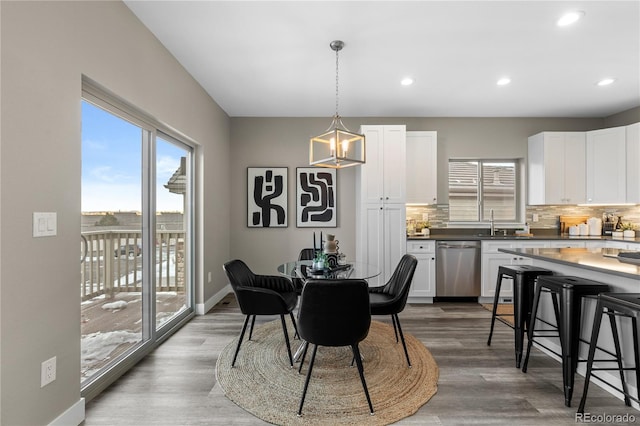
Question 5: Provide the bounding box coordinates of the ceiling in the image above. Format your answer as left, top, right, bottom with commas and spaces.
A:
124, 1, 640, 118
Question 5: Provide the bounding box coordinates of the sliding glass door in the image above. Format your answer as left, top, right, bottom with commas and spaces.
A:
154, 136, 192, 331
80, 91, 193, 396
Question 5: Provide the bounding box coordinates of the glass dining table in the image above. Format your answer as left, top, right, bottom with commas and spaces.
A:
276, 260, 381, 282
277, 259, 381, 362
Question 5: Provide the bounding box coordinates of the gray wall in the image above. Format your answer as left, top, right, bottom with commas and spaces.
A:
0, 2, 230, 424
229, 116, 614, 272
605, 106, 640, 127
230, 118, 359, 274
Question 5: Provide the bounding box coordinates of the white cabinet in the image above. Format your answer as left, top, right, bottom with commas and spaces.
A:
359, 203, 406, 287
482, 253, 517, 299
547, 241, 586, 248
586, 126, 627, 204
359, 125, 406, 204
626, 122, 640, 203
406, 241, 435, 302
606, 240, 640, 251
480, 240, 547, 300
528, 132, 586, 205
406, 131, 437, 204
356, 125, 407, 287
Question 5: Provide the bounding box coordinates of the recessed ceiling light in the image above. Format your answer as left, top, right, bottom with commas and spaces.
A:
401, 77, 414, 86
597, 78, 616, 86
557, 11, 585, 27
496, 77, 511, 86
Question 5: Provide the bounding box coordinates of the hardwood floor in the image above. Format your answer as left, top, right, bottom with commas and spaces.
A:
83, 295, 637, 425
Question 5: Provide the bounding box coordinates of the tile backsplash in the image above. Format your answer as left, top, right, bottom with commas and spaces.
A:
407, 204, 640, 230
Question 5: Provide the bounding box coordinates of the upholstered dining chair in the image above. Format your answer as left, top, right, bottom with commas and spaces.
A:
368, 254, 418, 367
223, 259, 298, 367
296, 279, 374, 416
292, 248, 316, 295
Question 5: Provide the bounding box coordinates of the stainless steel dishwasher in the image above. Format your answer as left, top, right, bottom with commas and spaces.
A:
436, 241, 481, 297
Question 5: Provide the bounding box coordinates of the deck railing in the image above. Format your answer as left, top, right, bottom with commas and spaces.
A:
81, 230, 185, 301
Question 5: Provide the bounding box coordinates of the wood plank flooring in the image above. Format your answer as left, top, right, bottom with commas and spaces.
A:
83, 295, 637, 425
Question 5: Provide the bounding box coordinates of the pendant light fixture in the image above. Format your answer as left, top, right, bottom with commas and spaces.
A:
309, 40, 366, 169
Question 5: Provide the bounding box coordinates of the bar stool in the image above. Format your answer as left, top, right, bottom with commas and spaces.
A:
487, 265, 554, 368
521, 275, 610, 407
578, 293, 640, 414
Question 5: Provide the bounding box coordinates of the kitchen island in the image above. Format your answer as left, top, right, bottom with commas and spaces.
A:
498, 247, 640, 289
498, 246, 639, 410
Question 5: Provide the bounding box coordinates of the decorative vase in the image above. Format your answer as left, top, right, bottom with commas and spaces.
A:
323, 234, 339, 253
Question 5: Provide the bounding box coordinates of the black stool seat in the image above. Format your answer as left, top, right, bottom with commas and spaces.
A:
487, 264, 554, 368
522, 275, 610, 407
578, 293, 640, 414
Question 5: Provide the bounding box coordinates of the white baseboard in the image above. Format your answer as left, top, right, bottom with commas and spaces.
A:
196, 284, 231, 315
49, 397, 85, 426
407, 297, 434, 304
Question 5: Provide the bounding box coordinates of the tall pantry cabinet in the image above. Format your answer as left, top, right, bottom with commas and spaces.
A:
356, 125, 407, 286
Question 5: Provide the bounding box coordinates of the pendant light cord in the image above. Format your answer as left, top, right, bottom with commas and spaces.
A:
335, 45, 340, 118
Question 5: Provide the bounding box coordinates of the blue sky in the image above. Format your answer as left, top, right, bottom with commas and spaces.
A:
81, 101, 185, 213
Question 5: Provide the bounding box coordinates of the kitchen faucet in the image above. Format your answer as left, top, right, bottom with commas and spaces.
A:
490, 209, 495, 236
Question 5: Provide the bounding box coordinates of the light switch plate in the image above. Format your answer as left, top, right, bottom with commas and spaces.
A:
33, 212, 57, 237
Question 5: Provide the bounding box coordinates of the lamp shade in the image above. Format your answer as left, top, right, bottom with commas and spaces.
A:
310, 117, 365, 169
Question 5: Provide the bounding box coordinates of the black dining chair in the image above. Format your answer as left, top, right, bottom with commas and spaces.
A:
292, 248, 317, 294
368, 254, 418, 367
296, 279, 374, 416
223, 259, 298, 367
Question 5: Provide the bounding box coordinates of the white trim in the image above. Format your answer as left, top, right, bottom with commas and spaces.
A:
49, 398, 85, 426
196, 284, 231, 315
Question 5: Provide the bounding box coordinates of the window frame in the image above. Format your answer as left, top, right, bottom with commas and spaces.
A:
447, 158, 524, 226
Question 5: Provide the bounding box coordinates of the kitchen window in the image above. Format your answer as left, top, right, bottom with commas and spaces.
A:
448, 159, 520, 223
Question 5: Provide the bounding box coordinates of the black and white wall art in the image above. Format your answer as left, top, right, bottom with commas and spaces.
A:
247, 167, 288, 228
296, 167, 337, 227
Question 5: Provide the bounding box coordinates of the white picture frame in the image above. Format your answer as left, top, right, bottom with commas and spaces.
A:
296, 167, 337, 228
247, 167, 288, 228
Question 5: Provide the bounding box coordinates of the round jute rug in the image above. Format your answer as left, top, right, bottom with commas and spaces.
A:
215, 319, 439, 425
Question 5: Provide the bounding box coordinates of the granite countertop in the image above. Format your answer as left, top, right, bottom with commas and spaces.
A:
407, 233, 640, 244
498, 247, 640, 280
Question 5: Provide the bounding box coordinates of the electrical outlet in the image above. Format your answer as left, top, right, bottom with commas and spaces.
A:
208, 272, 212, 283
422, 213, 429, 221
41, 356, 56, 388
532, 213, 539, 222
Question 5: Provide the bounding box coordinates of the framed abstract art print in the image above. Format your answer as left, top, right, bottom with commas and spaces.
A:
296, 167, 336, 228
247, 167, 288, 228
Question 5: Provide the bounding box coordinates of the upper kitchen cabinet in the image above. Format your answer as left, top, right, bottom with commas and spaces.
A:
406, 131, 438, 204
586, 126, 626, 204
358, 125, 406, 204
527, 132, 586, 205
626, 122, 640, 203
